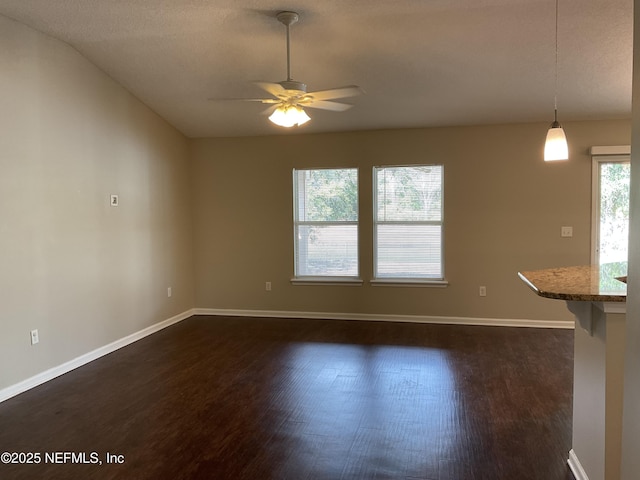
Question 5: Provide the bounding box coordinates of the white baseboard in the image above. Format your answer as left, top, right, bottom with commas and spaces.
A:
193, 308, 574, 329
568, 449, 589, 480
0, 309, 195, 404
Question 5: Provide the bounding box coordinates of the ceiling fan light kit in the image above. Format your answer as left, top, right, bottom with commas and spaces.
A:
269, 104, 311, 127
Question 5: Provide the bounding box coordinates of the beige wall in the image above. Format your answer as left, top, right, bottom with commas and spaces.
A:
191, 120, 630, 321
0, 16, 194, 391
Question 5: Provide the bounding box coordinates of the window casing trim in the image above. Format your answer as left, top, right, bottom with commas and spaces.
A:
290, 277, 364, 286
370, 278, 448, 287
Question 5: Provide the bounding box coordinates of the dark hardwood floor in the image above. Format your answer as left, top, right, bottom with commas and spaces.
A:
0, 316, 575, 480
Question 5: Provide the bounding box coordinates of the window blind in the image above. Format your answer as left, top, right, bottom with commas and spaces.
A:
293, 168, 359, 278
374, 165, 444, 279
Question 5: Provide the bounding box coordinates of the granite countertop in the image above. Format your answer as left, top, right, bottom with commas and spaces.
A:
518, 263, 627, 302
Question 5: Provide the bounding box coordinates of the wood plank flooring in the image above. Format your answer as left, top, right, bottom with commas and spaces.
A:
0, 316, 575, 480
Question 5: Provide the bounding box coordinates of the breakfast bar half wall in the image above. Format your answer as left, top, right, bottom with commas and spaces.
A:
519, 264, 627, 480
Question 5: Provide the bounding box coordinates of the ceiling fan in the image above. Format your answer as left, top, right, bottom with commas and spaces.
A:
219, 11, 363, 128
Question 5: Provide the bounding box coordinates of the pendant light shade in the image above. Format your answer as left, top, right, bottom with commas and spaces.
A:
544, 0, 568, 162
544, 118, 568, 161
269, 105, 311, 127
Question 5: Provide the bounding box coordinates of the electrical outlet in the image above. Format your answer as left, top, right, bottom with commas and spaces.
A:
110, 194, 119, 207
30, 329, 39, 345
479, 286, 487, 297
265, 281, 272, 291
167, 287, 172, 298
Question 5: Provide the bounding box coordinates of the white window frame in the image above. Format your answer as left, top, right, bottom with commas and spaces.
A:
371, 164, 447, 287
590, 145, 631, 265
291, 167, 362, 286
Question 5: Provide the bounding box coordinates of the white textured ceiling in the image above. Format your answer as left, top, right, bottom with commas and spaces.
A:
0, 0, 632, 138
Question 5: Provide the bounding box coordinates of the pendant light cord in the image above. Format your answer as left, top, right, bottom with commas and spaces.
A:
554, 0, 559, 122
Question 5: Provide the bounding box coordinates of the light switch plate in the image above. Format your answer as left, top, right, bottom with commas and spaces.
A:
561, 226, 573, 237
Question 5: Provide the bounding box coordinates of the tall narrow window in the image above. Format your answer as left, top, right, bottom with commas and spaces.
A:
592, 154, 630, 266
373, 165, 444, 282
293, 168, 359, 281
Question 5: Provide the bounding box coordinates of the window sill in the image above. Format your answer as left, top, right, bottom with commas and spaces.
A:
291, 277, 364, 286
370, 278, 449, 287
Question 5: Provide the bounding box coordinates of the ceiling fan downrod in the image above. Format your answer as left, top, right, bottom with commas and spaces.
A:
276, 11, 305, 92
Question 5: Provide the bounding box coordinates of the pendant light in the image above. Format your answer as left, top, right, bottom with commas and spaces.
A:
544, 0, 569, 161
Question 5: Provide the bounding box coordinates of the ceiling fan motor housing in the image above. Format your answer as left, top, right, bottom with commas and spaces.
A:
279, 80, 307, 93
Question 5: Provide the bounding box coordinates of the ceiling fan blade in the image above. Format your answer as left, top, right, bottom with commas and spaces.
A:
304, 100, 353, 112
254, 82, 286, 98
307, 85, 363, 101
208, 97, 280, 104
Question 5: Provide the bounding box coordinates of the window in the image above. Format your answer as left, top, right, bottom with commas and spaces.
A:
373, 165, 444, 283
293, 168, 359, 282
591, 150, 630, 266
